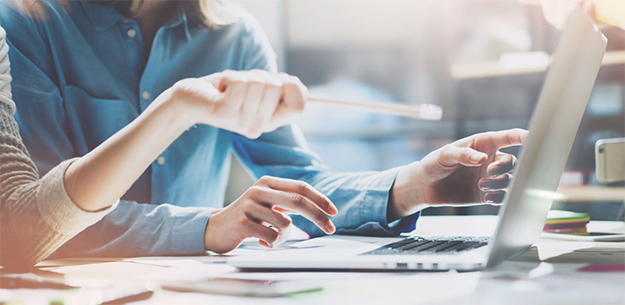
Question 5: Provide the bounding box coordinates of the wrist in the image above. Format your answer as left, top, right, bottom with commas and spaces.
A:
204, 209, 222, 251
388, 164, 429, 222
150, 87, 196, 134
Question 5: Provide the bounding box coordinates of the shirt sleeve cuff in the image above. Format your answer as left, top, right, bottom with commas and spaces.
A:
360, 167, 420, 236
36, 158, 118, 236
169, 207, 213, 255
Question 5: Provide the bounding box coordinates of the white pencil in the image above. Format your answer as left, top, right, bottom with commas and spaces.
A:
307, 95, 443, 121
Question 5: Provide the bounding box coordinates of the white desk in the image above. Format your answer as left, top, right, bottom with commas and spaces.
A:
9, 216, 625, 305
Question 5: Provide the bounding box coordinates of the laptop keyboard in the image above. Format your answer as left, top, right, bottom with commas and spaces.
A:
362, 236, 489, 256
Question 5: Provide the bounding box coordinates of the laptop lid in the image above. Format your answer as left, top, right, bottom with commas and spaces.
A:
485, 8, 607, 268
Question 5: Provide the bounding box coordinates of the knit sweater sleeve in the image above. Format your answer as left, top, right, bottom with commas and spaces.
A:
0, 28, 116, 270
0, 104, 117, 270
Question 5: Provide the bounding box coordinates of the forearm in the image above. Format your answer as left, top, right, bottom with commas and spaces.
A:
51, 200, 213, 258
0, 104, 113, 269
64, 89, 191, 211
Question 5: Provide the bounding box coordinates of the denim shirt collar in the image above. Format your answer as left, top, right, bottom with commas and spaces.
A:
79, 1, 122, 30
80, 1, 190, 38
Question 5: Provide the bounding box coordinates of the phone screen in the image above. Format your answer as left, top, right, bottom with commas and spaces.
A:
207, 278, 282, 286
559, 232, 623, 236
586, 232, 624, 236
162, 278, 323, 297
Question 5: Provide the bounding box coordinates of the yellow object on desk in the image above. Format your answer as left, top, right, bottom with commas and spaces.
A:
594, 0, 625, 29
545, 210, 590, 225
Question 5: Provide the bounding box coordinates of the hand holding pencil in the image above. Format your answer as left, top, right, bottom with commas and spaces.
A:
170, 70, 441, 141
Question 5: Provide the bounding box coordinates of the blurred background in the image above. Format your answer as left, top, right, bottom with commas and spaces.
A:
226, 0, 625, 220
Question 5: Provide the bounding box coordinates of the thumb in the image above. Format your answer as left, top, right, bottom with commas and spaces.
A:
437, 145, 488, 168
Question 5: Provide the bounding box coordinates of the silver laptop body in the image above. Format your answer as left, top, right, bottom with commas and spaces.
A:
228, 8, 607, 271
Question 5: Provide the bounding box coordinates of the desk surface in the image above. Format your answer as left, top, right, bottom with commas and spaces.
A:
6, 216, 625, 305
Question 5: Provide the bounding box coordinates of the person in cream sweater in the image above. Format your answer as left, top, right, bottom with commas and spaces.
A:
0, 27, 117, 270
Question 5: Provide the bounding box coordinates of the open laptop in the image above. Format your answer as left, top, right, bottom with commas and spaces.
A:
229, 8, 607, 271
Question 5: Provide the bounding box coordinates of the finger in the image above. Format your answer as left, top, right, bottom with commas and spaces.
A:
220, 78, 247, 112
267, 190, 335, 234
201, 71, 226, 89
479, 173, 512, 191
251, 185, 336, 234
273, 206, 296, 214
240, 78, 266, 138
245, 203, 293, 230
484, 191, 506, 204
258, 235, 288, 248
203, 70, 240, 92
259, 240, 271, 248
260, 224, 291, 248
258, 176, 337, 215
485, 128, 528, 149
270, 73, 307, 129
487, 153, 517, 177
243, 220, 280, 247
438, 145, 488, 168
581, 0, 596, 18
256, 79, 283, 134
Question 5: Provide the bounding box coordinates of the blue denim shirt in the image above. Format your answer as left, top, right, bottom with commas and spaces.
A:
0, 0, 419, 257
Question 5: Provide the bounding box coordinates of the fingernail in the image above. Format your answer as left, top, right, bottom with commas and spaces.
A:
470, 153, 486, 163
326, 223, 336, 234
480, 181, 494, 190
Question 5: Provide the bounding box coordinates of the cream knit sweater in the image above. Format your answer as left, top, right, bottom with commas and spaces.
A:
0, 27, 115, 270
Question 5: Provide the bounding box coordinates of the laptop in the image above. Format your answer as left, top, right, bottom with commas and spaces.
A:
228, 8, 607, 271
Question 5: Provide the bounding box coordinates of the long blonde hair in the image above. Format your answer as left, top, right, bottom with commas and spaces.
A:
184, 0, 238, 28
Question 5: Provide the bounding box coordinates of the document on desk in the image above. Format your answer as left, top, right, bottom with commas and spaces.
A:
124, 255, 228, 267
138, 264, 236, 281
241, 236, 384, 258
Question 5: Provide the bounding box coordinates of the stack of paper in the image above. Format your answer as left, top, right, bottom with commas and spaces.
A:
543, 210, 590, 235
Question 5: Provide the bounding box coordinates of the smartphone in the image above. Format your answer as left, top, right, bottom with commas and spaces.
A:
541, 231, 625, 242
160, 278, 323, 297
595, 138, 625, 183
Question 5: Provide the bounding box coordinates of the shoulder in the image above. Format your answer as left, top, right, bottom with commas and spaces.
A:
206, 7, 271, 47
0, 0, 45, 47
0, 0, 72, 37
0, 0, 74, 70
228, 8, 267, 37
0, 0, 66, 21
212, 8, 276, 71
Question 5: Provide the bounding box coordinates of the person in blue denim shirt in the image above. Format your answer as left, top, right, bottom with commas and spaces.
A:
0, 0, 525, 257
